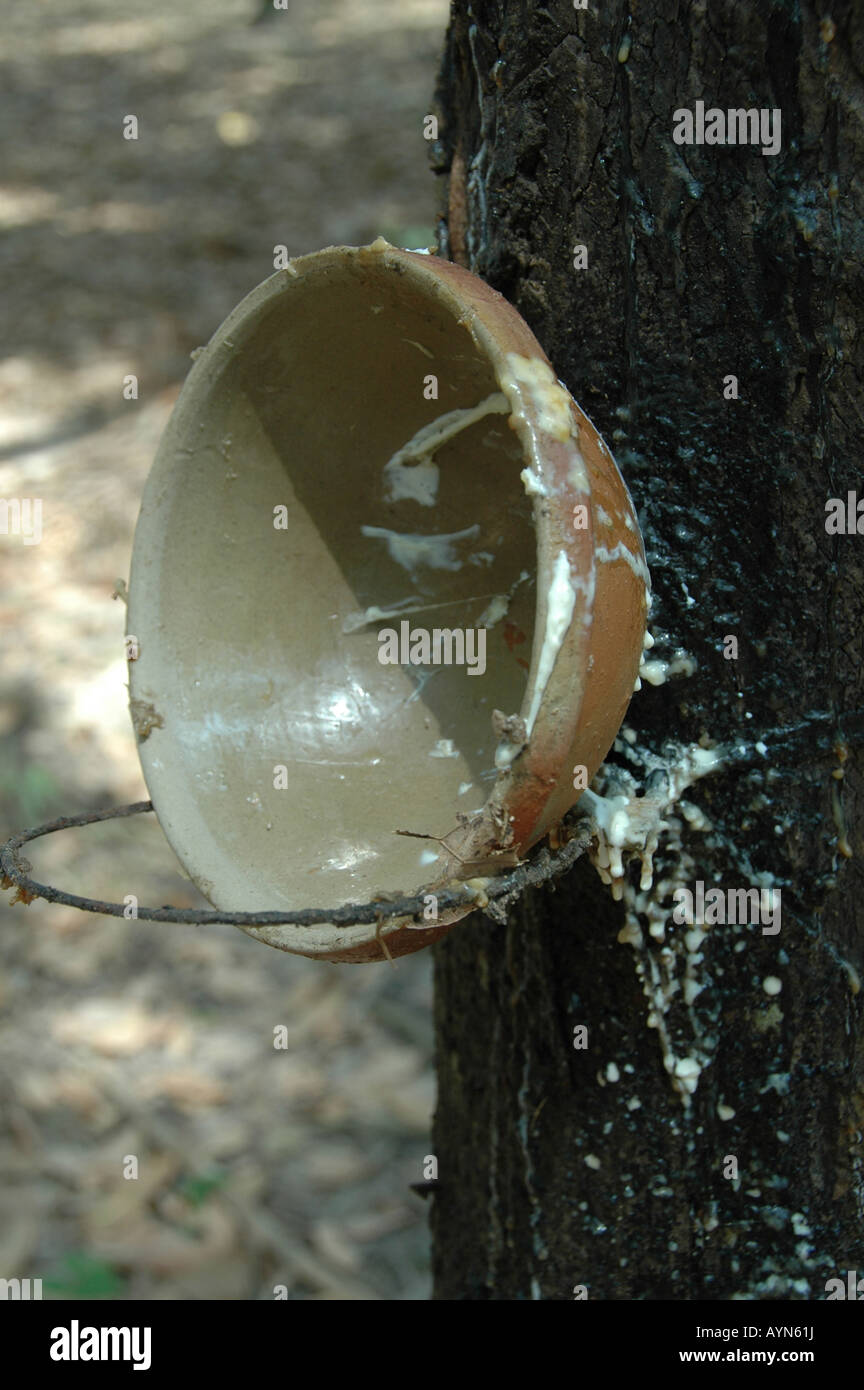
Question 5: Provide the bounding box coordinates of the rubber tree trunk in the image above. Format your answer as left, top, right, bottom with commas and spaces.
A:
428, 0, 864, 1300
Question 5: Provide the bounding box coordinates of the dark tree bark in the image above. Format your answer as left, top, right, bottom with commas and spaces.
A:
428, 0, 864, 1300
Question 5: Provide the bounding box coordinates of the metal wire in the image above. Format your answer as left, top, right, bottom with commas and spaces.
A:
0, 799, 592, 928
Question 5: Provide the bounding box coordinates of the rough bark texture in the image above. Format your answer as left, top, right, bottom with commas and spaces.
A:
428, 0, 864, 1300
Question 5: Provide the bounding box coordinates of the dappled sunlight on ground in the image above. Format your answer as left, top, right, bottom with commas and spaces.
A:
0, 0, 447, 1300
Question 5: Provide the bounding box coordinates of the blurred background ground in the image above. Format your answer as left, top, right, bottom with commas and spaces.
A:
0, 0, 448, 1299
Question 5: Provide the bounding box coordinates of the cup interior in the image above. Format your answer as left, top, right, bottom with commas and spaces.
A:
129, 253, 538, 911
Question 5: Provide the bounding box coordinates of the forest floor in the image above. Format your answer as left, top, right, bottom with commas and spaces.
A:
0, 0, 447, 1300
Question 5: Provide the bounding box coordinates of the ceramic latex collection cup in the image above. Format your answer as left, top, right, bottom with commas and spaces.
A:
127, 239, 649, 961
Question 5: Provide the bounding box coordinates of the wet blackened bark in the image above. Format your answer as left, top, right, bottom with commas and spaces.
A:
428, 0, 864, 1300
